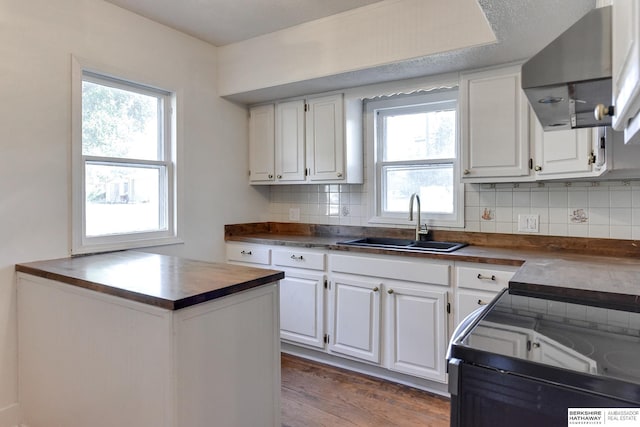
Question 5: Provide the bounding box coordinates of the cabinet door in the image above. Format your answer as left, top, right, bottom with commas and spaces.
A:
531, 111, 603, 178
385, 282, 448, 382
248, 104, 275, 183
275, 99, 306, 182
612, 0, 640, 144
328, 274, 381, 363
306, 94, 345, 182
460, 66, 531, 180
279, 269, 325, 349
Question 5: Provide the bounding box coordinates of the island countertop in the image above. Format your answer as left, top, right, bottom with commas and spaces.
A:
15, 251, 285, 310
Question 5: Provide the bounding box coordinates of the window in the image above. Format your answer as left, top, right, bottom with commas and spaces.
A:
72, 63, 178, 254
366, 89, 463, 227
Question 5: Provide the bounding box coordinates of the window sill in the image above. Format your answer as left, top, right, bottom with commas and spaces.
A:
71, 236, 184, 256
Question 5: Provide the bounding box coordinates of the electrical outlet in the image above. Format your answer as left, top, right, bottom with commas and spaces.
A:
518, 214, 539, 233
289, 207, 300, 221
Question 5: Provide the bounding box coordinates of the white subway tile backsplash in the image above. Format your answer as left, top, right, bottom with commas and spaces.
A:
267, 180, 640, 239
568, 190, 589, 207
610, 189, 632, 208
588, 188, 610, 207
548, 189, 568, 207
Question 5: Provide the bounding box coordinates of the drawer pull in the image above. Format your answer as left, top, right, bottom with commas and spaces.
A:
290, 255, 304, 261
387, 289, 394, 294
240, 250, 252, 255
372, 287, 379, 292
477, 299, 488, 306
477, 274, 496, 281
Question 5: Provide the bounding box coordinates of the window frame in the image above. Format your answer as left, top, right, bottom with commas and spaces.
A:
365, 89, 464, 228
71, 57, 180, 255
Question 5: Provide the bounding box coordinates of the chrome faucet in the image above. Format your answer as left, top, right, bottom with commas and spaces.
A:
409, 193, 429, 241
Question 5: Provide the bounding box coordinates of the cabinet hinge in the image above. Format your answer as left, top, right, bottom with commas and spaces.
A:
529, 158, 533, 170
527, 340, 532, 352
304, 103, 309, 112
588, 151, 596, 165
324, 279, 328, 289
324, 334, 330, 344
305, 168, 309, 177
447, 302, 451, 314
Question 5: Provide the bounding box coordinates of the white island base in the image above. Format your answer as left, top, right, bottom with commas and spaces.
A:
17, 273, 281, 427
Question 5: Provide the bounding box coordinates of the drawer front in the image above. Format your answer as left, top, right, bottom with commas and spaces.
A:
456, 264, 517, 292
331, 254, 450, 286
226, 244, 271, 265
456, 289, 497, 326
273, 249, 325, 271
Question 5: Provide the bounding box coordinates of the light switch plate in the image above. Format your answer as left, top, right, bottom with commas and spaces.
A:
518, 214, 539, 233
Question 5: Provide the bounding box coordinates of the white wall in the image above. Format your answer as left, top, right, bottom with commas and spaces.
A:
217, 0, 495, 97
0, 0, 268, 424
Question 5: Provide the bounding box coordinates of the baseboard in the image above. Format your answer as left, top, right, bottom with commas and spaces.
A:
0, 403, 20, 427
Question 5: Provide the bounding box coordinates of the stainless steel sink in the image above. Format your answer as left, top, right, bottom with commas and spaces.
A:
337, 237, 467, 253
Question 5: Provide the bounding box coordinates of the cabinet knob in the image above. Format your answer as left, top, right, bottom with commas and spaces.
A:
534, 165, 542, 172
337, 172, 343, 178
477, 299, 488, 306
594, 104, 615, 121
372, 287, 379, 292
268, 174, 274, 179
387, 289, 394, 294
277, 174, 282, 179
463, 169, 470, 175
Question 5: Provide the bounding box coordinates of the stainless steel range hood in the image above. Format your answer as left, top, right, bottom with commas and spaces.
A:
521, 6, 612, 131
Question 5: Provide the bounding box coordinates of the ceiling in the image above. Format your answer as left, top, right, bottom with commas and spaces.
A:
103, 0, 386, 46
102, 0, 597, 103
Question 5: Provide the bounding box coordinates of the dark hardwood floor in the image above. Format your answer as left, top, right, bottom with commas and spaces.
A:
281, 354, 450, 427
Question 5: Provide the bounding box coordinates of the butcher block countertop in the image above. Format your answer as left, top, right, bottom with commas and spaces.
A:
226, 222, 640, 309
15, 251, 284, 310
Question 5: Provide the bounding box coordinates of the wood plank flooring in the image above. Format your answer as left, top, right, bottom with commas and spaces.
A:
281, 354, 450, 427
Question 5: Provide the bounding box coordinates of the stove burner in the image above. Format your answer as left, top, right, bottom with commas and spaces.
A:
539, 329, 595, 357
603, 351, 640, 378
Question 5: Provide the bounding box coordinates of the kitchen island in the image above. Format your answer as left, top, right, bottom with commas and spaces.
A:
15, 251, 284, 427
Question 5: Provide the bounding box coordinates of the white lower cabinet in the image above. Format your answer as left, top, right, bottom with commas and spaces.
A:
329, 253, 451, 383
279, 270, 325, 348
385, 280, 448, 382
329, 274, 382, 363
273, 248, 326, 348
224, 243, 529, 390
454, 262, 519, 328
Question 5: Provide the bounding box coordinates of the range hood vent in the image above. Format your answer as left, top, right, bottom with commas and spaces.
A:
522, 6, 612, 131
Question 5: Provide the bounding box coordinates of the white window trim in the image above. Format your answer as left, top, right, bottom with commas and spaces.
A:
365, 89, 464, 229
71, 56, 182, 255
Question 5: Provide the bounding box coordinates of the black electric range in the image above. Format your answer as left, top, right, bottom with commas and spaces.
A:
447, 288, 640, 427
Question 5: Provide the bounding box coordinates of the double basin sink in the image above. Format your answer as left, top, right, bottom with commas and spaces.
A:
337, 237, 467, 253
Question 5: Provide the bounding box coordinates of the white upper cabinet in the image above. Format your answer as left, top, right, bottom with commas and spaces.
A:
248, 93, 363, 185
306, 94, 345, 181
460, 65, 532, 182
248, 104, 275, 183
611, 0, 640, 144
530, 111, 607, 179
275, 99, 307, 182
